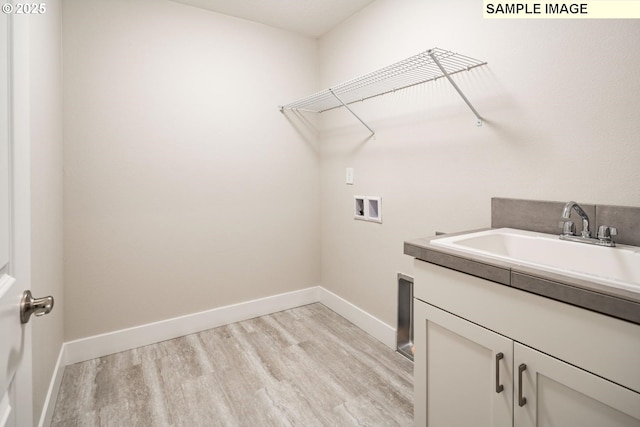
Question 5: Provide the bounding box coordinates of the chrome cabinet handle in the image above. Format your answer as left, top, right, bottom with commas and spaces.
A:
495, 352, 504, 393
20, 290, 54, 324
518, 363, 527, 407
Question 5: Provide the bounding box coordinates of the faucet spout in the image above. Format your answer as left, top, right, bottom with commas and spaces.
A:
562, 201, 591, 238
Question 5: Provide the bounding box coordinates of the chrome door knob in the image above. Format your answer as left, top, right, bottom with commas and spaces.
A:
20, 290, 54, 324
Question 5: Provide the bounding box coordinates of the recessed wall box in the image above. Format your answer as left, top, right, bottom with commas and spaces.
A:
354, 196, 366, 220
354, 195, 382, 223
366, 196, 382, 223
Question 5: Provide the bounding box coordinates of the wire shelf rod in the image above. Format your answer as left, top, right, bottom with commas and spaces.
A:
428, 50, 483, 126
329, 89, 376, 136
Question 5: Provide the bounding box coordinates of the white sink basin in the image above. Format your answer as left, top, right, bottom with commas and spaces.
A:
431, 228, 640, 294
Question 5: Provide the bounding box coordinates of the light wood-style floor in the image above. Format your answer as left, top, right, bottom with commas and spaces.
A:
51, 303, 413, 427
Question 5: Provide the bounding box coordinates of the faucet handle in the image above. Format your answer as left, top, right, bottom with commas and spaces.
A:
559, 220, 576, 236
597, 225, 618, 240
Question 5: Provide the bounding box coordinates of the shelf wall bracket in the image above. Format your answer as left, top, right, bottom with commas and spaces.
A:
428, 51, 483, 127
329, 89, 376, 137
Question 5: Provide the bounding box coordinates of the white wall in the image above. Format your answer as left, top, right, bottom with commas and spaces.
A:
61, 0, 640, 345
317, 0, 640, 327
28, 0, 64, 421
62, 0, 320, 340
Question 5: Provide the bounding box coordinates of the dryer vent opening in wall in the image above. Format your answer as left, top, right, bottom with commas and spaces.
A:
397, 273, 414, 361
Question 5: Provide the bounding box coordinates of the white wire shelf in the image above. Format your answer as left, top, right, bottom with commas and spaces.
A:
279, 47, 487, 134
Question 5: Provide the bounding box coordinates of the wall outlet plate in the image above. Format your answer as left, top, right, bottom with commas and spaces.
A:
346, 167, 354, 185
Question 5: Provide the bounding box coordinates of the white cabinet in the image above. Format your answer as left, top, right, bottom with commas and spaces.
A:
414, 301, 512, 427
515, 343, 640, 427
413, 260, 640, 427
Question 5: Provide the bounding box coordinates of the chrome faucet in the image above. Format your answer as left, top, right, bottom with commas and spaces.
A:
559, 201, 618, 247
561, 201, 591, 238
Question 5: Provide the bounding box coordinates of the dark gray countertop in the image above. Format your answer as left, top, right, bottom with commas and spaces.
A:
405, 230, 640, 326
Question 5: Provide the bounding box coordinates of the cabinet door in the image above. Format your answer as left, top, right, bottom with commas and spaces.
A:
514, 343, 640, 427
414, 300, 513, 427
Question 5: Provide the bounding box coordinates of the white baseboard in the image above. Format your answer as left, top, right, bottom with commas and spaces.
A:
38, 343, 67, 427
317, 287, 396, 349
64, 286, 319, 365
40, 286, 397, 426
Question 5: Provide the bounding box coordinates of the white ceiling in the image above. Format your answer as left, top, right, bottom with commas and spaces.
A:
169, 0, 376, 38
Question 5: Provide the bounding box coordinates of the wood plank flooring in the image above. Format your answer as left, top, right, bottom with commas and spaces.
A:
51, 303, 413, 427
